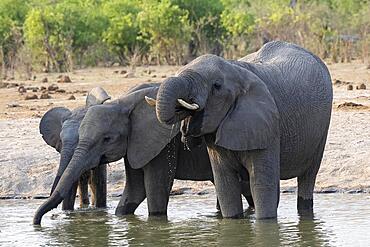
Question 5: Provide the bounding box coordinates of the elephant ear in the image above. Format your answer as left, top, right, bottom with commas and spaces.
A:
86, 87, 111, 107
126, 88, 179, 169
215, 68, 279, 151
40, 107, 72, 152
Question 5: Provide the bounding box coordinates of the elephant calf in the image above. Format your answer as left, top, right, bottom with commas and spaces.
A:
34, 84, 252, 225
40, 87, 110, 210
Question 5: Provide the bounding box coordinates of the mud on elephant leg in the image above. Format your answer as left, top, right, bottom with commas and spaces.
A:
89, 164, 107, 208
78, 171, 90, 207
115, 159, 146, 216
297, 133, 327, 213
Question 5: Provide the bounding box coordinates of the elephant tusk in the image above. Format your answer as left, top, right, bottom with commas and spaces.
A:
145, 96, 157, 107
177, 99, 199, 110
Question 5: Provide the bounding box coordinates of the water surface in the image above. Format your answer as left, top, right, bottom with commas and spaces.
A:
0, 193, 369, 246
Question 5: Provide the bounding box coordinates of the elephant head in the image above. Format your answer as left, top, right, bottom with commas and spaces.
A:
40, 87, 111, 206
34, 85, 178, 225
153, 54, 279, 151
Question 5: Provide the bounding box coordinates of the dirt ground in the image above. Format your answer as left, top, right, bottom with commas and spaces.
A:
0, 61, 369, 198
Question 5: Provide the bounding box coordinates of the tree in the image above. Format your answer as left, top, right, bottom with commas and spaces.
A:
101, 0, 144, 65
172, 0, 226, 58
138, 0, 191, 65
0, 0, 30, 79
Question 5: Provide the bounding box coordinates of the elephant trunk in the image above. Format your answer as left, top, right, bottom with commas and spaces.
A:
156, 76, 191, 125
33, 145, 89, 225
50, 142, 75, 195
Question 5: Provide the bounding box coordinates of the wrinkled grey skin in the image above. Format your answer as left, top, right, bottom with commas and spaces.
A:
39, 87, 110, 210
34, 84, 253, 225
155, 41, 333, 219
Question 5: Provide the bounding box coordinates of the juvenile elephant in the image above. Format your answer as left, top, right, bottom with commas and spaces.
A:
33, 84, 253, 225
153, 41, 333, 219
40, 87, 110, 210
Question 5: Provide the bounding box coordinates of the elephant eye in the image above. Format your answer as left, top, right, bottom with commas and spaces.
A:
103, 136, 111, 143
213, 82, 221, 90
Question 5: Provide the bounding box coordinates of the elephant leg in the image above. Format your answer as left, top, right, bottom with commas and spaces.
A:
297, 133, 327, 212
143, 158, 172, 216
90, 164, 107, 208
239, 167, 254, 208
209, 150, 243, 218
115, 161, 146, 216
62, 182, 78, 210
240, 179, 254, 208
245, 140, 280, 219
78, 171, 90, 207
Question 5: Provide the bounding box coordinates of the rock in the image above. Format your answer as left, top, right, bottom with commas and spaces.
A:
40, 86, 46, 91
110, 192, 122, 198
337, 102, 367, 109
25, 94, 38, 100
333, 79, 350, 86
170, 187, 192, 196
7, 103, 20, 108
151, 74, 157, 78
123, 71, 135, 78
68, 95, 76, 100
47, 84, 59, 91
317, 188, 338, 194
7, 83, 19, 88
0, 82, 8, 88
347, 85, 353, 90
348, 189, 364, 194
161, 75, 167, 78
55, 89, 66, 93
18, 86, 27, 93
40, 93, 51, 99
120, 70, 127, 74
32, 195, 49, 199
356, 83, 366, 90
57, 75, 72, 83
41, 77, 48, 83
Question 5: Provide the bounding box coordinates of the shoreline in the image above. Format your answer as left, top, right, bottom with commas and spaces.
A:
1, 187, 369, 200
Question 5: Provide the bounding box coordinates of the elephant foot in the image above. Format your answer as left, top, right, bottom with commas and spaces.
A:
223, 213, 244, 219
115, 203, 138, 216
297, 197, 314, 216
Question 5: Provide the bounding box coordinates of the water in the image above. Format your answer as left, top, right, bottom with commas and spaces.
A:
0, 193, 369, 246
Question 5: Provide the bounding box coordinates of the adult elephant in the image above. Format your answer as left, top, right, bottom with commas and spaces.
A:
40, 87, 111, 210
33, 84, 253, 225
153, 41, 333, 219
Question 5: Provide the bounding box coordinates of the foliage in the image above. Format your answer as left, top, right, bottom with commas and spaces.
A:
138, 0, 191, 64
101, 0, 143, 65
0, 0, 369, 73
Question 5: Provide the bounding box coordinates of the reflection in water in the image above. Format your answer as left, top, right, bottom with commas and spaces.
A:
0, 194, 369, 246
44, 210, 112, 247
